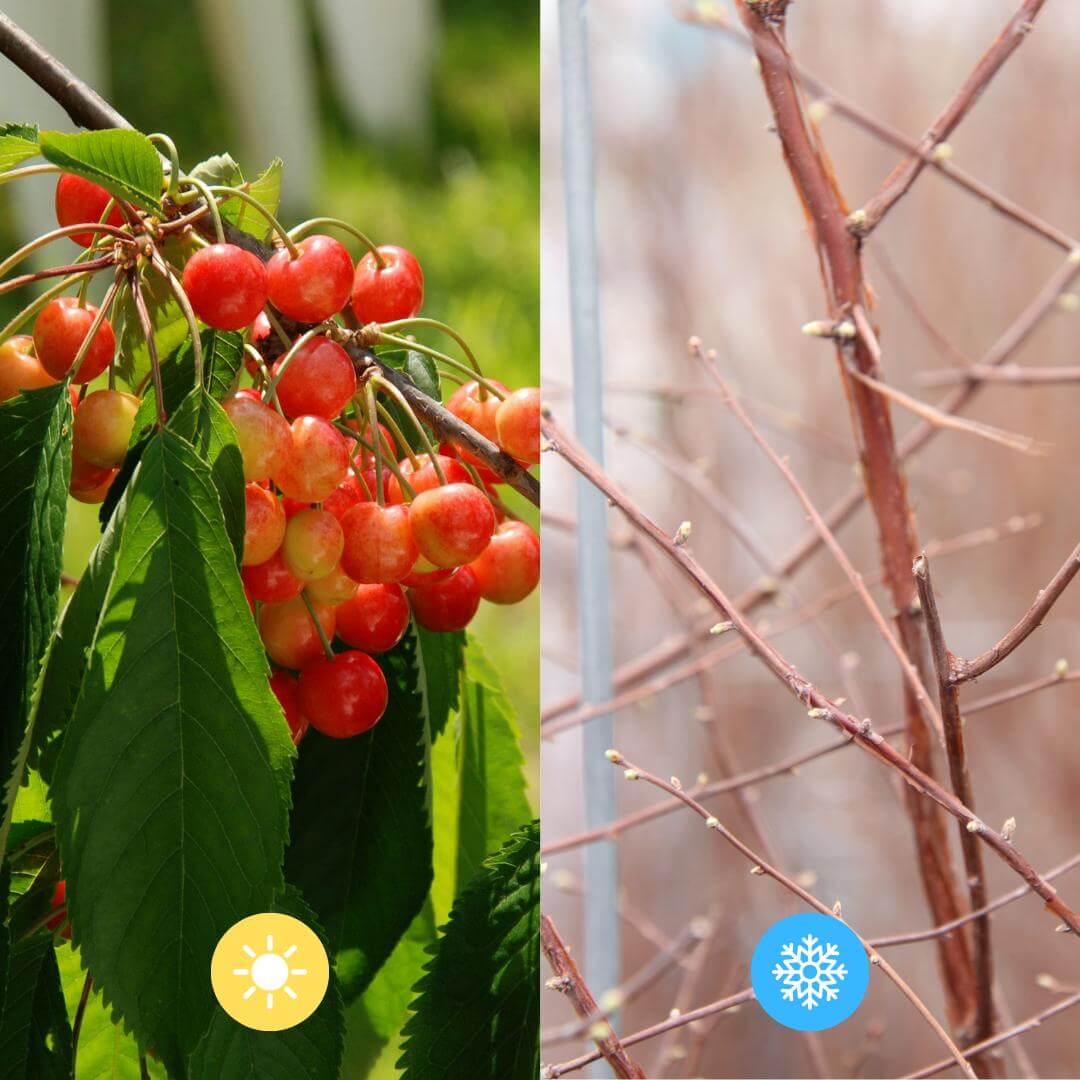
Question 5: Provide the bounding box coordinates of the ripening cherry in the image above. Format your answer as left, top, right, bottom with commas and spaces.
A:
304, 561, 359, 605
298, 650, 389, 739
322, 472, 371, 520
274, 416, 349, 503
69, 451, 116, 504
242, 549, 303, 603
495, 387, 541, 465
54, 174, 124, 247
335, 583, 410, 653
439, 441, 499, 487
267, 235, 354, 323
269, 668, 309, 745
446, 380, 506, 445
46, 880, 72, 939
33, 297, 116, 383
350, 244, 424, 324
281, 508, 344, 582
272, 336, 357, 419
340, 502, 418, 583
244, 312, 272, 375
409, 483, 495, 569
469, 521, 540, 604
0, 336, 57, 401
182, 243, 268, 331
259, 596, 336, 670
222, 394, 292, 483
386, 453, 470, 505
71, 389, 140, 468
402, 558, 455, 588
354, 421, 396, 468
409, 566, 481, 633
243, 483, 287, 567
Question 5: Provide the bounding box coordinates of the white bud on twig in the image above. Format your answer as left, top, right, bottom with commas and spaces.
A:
599, 988, 624, 1013
623, 768, 640, 781
847, 208, 869, 233
705, 816, 721, 830
966, 819, 983, 834
709, 621, 734, 637
832, 900, 842, 916
1055, 658, 1069, 678
604, 748, 622, 763
807, 707, 829, 719
750, 864, 765, 875
587, 1021, 610, 1042
807, 99, 831, 123
1002, 817, 1017, 841
929, 142, 953, 163
674, 521, 692, 546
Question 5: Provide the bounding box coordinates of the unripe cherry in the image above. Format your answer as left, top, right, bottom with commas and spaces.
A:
242, 484, 287, 567
298, 650, 389, 738
267, 235, 354, 323
54, 174, 124, 248
409, 566, 481, 633
0, 336, 57, 401
281, 508, 344, 582
408, 483, 495, 568
71, 389, 140, 468
272, 335, 357, 419
274, 416, 349, 503
469, 521, 540, 604
495, 387, 541, 465
350, 244, 424, 324
182, 243, 268, 331
335, 583, 410, 653
268, 668, 309, 745
222, 394, 293, 483
33, 297, 116, 383
242, 549, 303, 603
259, 596, 336, 670
304, 561, 359, 605
386, 453, 469, 505
340, 502, 418, 583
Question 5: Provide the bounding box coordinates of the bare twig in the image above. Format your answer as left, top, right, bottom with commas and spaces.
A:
919, 363, 1080, 388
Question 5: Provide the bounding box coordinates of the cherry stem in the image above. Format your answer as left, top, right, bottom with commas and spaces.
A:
379, 317, 483, 379
65, 272, 122, 382
0, 223, 130, 282
0, 163, 61, 187
147, 252, 204, 388
344, 436, 375, 500
371, 374, 446, 484
300, 590, 335, 661
178, 175, 224, 243
0, 255, 114, 297
244, 344, 285, 413
435, 366, 469, 387
364, 381, 385, 506
0, 269, 92, 340
130, 271, 167, 429
375, 331, 505, 399
336, 413, 417, 500
72, 973, 93, 1072
207, 184, 300, 257
148, 133, 181, 200
373, 401, 419, 468
286, 217, 384, 266
263, 329, 320, 406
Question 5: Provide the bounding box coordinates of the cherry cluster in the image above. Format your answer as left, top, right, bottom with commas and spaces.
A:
1, 171, 541, 751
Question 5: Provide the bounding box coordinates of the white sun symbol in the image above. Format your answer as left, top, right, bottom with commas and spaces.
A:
232, 934, 309, 1009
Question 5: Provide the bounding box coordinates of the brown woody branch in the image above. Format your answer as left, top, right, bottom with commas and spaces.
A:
920, 364, 1080, 387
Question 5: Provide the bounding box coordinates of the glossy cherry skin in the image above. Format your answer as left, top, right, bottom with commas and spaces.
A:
242, 483, 287, 566
274, 416, 349, 503
446, 380, 506, 444
259, 596, 336, 670
54, 174, 124, 247
269, 668, 309, 744
72, 389, 139, 468
350, 244, 424, 323
281, 508, 344, 582
33, 297, 116, 383
267, 235, 354, 323
182, 243, 268, 331
409, 566, 481, 633
335, 583, 410, 653
69, 450, 116, 504
340, 502, 418, 583
439, 441, 499, 487
0, 336, 57, 401
386, 453, 469, 505
322, 471, 373, 520
298, 650, 389, 738
409, 483, 495, 569
272, 335, 357, 420
469, 521, 540, 604
401, 559, 456, 588
495, 387, 541, 465
242, 549, 304, 603
222, 394, 293, 483
304, 561, 359, 605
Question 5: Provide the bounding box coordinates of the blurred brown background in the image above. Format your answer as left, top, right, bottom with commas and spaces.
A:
541, 1, 1080, 1077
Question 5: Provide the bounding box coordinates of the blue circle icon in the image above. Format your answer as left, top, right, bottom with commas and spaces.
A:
750, 913, 869, 1031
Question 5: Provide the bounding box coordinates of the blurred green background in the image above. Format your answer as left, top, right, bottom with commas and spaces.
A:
0, 0, 538, 799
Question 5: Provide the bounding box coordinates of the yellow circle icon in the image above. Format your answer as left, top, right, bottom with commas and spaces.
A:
211, 912, 330, 1031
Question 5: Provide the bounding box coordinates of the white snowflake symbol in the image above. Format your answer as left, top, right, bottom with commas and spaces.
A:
771, 933, 847, 1010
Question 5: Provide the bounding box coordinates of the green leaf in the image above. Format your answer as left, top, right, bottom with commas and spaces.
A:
403, 351, 441, 403
220, 158, 282, 241
0, 122, 39, 173
286, 630, 432, 1001
0, 932, 73, 1079
415, 627, 464, 741
0, 384, 71, 855
456, 639, 531, 891
115, 265, 189, 389
398, 823, 540, 1080
39, 129, 162, 212
50, 431, 295, 1072
188, 153, 242, 189
188, 887, 344, 1080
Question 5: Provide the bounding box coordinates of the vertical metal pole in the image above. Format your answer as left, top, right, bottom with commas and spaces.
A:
557, 0, 619, 1039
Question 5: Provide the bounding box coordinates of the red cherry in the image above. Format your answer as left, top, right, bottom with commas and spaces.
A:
323, 472, 370, 520
439, 441, 499, 487
409, 566, 481, 632
272, 336, 357, 420
495, 387, 541, 465
0, 335, 57, 402
469, 521, 540, 604
46, 880, 72, 939
33, 297, 116, 383
335, 583, 410, 653
386, 453, 470, 505
71, 389, 139, 468
54, 174, 124, 247
244, 313, 272, 375
446, 380, 505, 444
182, 243, 268, 331
259, 596, 336, 670
298, 650, 388, 738
304, 562, 359, 605
350, 244, 424, 323
234, 387, 263, 403
243, 484, 287, 567
269, 668, 309, 744
267, 235, 354, 323
242, 549, 303, 603
281, 508, 344, 582
409, 483, 495, 569
222, 394, 293, 483
401, 560, 456, 588
70, 450, 116, 504
354, 421, 397, 467
274, 416, 349, 503
340, 502, 418, 583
